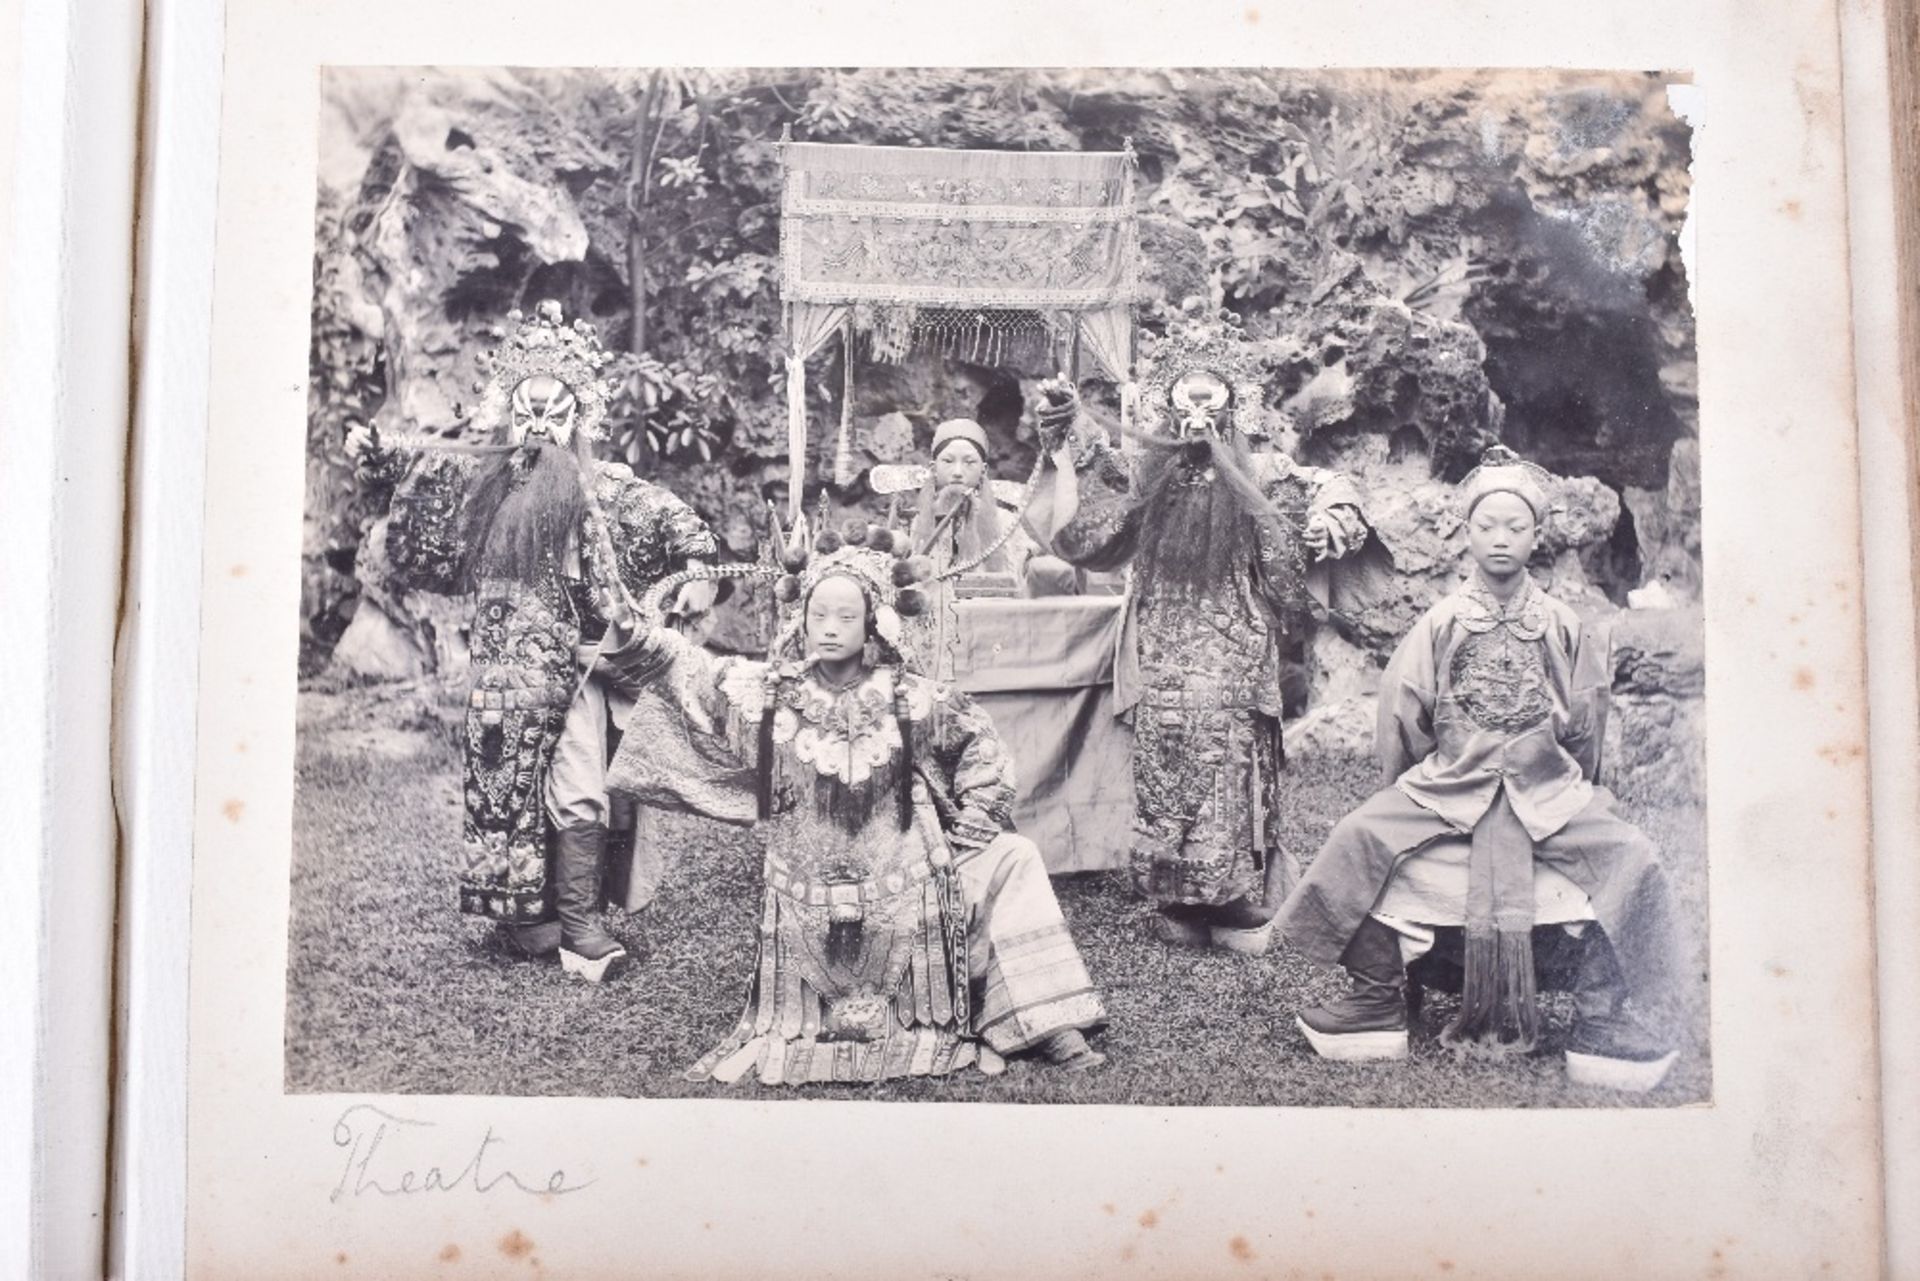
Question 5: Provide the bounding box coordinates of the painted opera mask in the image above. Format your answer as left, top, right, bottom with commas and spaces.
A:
1138, 311, 1267, 447
508, 373, 580, 447
1169, 369, 1233, 439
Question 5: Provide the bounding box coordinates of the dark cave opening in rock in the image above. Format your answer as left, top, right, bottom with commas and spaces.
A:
441, 230, 532, 322
1387, 425, 1430, 468
1464, 185, 1688, 495
1604, 501, 1645, 604
1482, 312, 1682, 494
969, 367, 1026, 435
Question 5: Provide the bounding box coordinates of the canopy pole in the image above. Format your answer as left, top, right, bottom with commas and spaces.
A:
832, 320, 856, 487
778, 124, 805, 523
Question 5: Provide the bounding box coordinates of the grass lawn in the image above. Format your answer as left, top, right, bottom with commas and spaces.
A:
286, 679, 1710, 1108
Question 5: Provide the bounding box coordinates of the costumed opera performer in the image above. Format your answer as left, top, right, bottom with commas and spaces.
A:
1026, 314, 1391, 954
593, 519, 1108, 1085
348, 301, 718, 983
1274, 447, 1681, 1091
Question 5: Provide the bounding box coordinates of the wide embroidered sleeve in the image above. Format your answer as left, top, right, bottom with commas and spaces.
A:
596, 465, 720, 597
1302, 466, 1372, 552
1043, 439, 1144, 574
1558, 611, 1613, 783
384, 452, 477, 597
927, 687, 1019, 850
1375, 607, 1442, 785
1296, 463, 1396, 617
600, 624, 763, 823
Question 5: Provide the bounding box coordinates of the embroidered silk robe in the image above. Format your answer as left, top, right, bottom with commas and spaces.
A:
602, 630, 1105, 1085
1379, 571, 1609, 839
378, 451, 717, 923
1044, 431, 1387, 908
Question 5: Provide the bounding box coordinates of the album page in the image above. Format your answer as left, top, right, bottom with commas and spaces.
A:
176, 0, 1888, 1275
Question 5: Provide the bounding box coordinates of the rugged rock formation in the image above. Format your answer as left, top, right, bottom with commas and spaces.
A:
309, 67, 1703, 798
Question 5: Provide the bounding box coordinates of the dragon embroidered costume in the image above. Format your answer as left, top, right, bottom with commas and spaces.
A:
1027, 316, 1391, 943
355, 302, 717, 970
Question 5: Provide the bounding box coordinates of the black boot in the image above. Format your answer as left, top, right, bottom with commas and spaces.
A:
1150, 902, 1212, 947
497, 919, 561, 958
1296, 916, 1410, 1061
554, 824, 629, 983
1565, 930, 1675, 1091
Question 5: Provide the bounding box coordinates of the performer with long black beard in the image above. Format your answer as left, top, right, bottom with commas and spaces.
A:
348, 301, 718, 982
1026, 313, 1392, 952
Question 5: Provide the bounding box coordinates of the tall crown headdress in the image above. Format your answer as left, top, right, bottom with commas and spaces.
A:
473, 299, 615, 441
1135, 309, 1268, 438
761, 497, 938, 664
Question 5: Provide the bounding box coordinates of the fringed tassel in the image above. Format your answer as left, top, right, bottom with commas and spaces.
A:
892, 674, 914, 833
755, 702, 777, 820
1442, 927, 1540, 1053
821, 771, 885, 837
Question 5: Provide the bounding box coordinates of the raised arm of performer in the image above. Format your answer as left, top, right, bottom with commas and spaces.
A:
1024, 381, 1143, 573
344, 421, 480, 597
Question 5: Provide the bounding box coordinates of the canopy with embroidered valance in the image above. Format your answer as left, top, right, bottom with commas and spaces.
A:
777, 134, 1141, 516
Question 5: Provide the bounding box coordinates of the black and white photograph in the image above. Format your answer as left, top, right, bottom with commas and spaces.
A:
287, 66, 1708, 1107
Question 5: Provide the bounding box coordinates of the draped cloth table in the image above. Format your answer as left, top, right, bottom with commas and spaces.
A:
945, 595, 1135, 874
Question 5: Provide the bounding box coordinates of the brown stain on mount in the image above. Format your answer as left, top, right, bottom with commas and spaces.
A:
1229, 1235, 1256, 1262
222, 798, 244, 823
1817, 741, 1866, 766
1792, 667, 1815, 690
499, 1229, 535, 1260
439, 1244, 462, 1263
1138, 1208, 1159, 1229
1244, 7, 1260, 21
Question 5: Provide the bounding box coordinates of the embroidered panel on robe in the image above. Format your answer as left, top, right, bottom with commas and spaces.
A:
1050, 438, 1378, 906
603, 630, 1040, 1082
381, 453, 717, 922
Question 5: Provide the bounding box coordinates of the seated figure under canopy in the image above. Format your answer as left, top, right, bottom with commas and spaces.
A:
872, 417, 1087, 679
595, 519, 1108, 1086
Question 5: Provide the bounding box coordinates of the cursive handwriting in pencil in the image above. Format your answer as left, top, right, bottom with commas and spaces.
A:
329, 1104, 595, 1203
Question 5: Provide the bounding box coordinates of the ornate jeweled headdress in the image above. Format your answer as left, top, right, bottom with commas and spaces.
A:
765, 498, 937, 662
1135, 309, 1267, 439
472, 299, 615, 441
